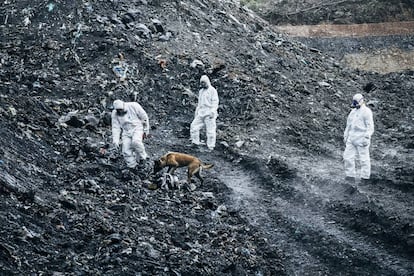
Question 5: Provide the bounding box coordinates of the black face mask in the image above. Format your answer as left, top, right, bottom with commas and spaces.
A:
200, 81, 208, 89
351, 100, 361, 109
116, 109, 127, 116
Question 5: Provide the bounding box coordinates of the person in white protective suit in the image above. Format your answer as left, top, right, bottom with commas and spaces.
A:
190, 75, 219, 151
111, 99, 149, 169
343, 93, 374, 184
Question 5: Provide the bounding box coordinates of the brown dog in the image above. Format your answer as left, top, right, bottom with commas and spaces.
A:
153, 152, 214, 184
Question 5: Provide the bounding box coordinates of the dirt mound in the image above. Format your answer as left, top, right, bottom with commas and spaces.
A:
1, 0, 413, 275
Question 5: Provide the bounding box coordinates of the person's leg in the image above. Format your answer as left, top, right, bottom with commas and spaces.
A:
358, 145, 371, 179
205, 116, 217, 150
122, 136, 137, 168
343, 141, 357, 178
190, 115, 204, 145
131, 129, 148, 161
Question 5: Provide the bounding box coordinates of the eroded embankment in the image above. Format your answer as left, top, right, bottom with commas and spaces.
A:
274, 21, 414, 37
274, 21, 414, 73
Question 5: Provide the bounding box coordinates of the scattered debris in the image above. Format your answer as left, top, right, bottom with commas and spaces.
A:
0, 0, 413, 275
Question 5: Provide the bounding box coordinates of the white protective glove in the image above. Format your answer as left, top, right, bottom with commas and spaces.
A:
113, 141, 120, 150
361, 136, 370, 147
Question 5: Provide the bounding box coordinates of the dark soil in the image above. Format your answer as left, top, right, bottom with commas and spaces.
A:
0, 0, 413, 275
292, 34, 414, 59
249, 0, 414, 25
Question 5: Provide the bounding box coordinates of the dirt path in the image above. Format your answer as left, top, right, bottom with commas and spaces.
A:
208, 149, 414, 275
146, 105, 414, 275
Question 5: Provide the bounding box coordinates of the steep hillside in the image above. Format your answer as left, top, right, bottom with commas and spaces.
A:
1, 0, 413, 275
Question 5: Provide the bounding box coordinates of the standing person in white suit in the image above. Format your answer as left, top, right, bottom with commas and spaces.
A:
111, 99, 150, 169
190, 75, 219, 151
343, 93, 374, 185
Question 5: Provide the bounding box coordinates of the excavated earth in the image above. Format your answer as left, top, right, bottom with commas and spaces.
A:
273, 22, 414, 74
0, 0, 413, 275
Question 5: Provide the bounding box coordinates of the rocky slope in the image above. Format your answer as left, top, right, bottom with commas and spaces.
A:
0, 0, 413, 275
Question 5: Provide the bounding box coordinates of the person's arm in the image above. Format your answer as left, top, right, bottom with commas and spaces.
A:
343, 112, 351, 143
365, 108, 374, 138
208, 87, 219, 116
111, 111, 121, 147
194, 90, 202, 116
134, 103, 150, 134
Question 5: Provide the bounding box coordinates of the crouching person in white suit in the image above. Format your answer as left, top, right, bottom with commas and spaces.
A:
111, 99, 150, 169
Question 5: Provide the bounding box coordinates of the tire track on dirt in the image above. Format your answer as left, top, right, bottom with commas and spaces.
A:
211, 153, 414, 275
211, 157, 331, 275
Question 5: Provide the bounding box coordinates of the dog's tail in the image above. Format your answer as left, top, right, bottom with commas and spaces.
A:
201, 163, 214, 170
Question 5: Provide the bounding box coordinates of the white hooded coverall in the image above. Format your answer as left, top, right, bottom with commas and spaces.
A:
343, 104, 374, 179
112, 102, 149, 168
190, 75, 219, 150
